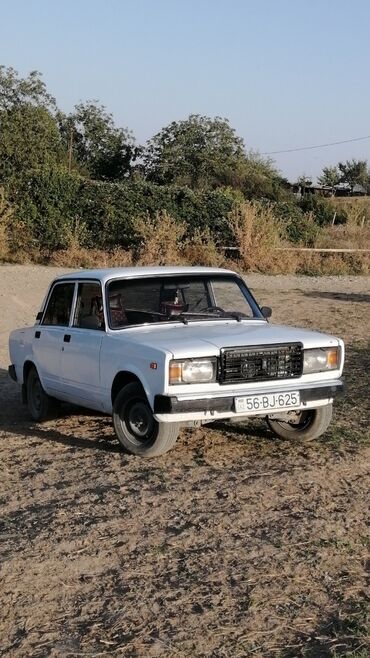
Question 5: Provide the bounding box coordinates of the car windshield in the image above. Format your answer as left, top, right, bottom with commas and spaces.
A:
106, 274, 263, 329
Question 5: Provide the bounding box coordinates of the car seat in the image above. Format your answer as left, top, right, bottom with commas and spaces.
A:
109, 293, 128, 327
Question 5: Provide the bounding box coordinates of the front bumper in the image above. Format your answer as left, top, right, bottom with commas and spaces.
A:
154, 379, 344, 421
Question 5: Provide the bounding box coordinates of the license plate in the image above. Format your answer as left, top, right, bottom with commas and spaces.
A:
235, 391, 300, 413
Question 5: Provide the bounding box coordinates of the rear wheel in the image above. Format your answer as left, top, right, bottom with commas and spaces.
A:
266, 404, 333, 441
26, 366, 59, 421
113, 382, 180, 457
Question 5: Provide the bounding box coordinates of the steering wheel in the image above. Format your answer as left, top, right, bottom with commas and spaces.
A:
199, 306, 225, 314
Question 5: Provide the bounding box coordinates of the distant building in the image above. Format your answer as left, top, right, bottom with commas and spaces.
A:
291, 182, 333, 197
352, 184, 367, 196
332, 183, 351, 197
331, 183, 367, 197
290, 181, 368, 197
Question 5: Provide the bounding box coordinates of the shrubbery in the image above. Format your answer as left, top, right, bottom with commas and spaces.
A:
1, 67, 369, 275
274, 201, 322, 246
8, 168, 236, 253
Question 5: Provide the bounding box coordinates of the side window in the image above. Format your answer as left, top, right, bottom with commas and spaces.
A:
73, 282, 104, 330
42, 283, 75, 326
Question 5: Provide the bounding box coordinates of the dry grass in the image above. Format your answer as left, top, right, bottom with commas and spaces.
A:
321, 199, 370, 246
183, 227, 226, 267
133, 210, 187, 265
49, 219, 134, 268
229, 201, 301, 274
293, 251, 370, 276
317, 224, 370, 251
307, 205, 370, 274
0, 187, 41, 264
230, 201, 280, 270
50, 246, 134, 269
330, 195, 370, 222
1, 200, 370, 275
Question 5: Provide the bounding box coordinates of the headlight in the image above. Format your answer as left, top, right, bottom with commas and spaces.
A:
169, 358, 217, 384
303, 347, 340, 374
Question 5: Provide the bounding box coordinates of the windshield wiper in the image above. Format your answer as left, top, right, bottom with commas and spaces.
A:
169, 311, 221, 324
170, 311, 247, 324
170, 312, 215, 324
222, 311, 243, 322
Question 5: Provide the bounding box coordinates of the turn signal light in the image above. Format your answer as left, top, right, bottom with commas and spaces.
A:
327, 349, 339, 368
169, 362, 183, 384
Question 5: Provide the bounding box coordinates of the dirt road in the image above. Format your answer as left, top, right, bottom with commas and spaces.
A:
1, 265, 369, 657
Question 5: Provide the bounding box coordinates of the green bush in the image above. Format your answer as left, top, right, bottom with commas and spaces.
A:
8, 165, 342, 255
274, 201, 322, 245
9, 168, 237, 252
14, 167, 81, 250
298, 194, 334, 226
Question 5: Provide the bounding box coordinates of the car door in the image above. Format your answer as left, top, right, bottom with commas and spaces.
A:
33, 281, 76, 397
59, 280, 105, 409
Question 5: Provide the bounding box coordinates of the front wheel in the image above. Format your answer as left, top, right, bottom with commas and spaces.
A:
113, 382, 180, 457
266, 404, 333, 441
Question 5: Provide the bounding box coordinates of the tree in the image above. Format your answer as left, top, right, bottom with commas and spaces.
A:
296, 174, 313, 188
337, 159, 369, 191
0, 105, 64, 183
242, 153, 289, 201
144, 114, 247, 190
58, 102, 139, 181
0, 66, 56, 112
317, 166, 340, 188
0, 68, 63, 187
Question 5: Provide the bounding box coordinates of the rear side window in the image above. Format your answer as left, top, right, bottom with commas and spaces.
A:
73, 282, 103, 330
42, 283, 75, 326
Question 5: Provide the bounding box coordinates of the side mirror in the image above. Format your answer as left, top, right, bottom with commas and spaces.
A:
36, 311, 43, 322
261, 306, 272, 319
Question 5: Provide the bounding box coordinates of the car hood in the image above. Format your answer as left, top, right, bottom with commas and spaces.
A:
113, 320, 340, 358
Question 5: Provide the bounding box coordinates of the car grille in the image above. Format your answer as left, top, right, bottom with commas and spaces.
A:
220, 343, 303, 384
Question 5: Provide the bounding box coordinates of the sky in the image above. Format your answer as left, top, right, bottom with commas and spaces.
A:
1, 0, 370, 181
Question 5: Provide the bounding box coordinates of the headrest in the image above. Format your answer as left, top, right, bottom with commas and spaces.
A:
109, 293, 122, 309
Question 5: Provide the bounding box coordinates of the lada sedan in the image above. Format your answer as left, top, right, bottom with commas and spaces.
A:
8, 267, 344, 457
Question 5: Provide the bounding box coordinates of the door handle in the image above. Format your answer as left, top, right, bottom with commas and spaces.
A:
63, 334, 71, 343
35, 331, 41, 339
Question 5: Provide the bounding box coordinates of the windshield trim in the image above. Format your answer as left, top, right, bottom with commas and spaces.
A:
105, 273, 264, 331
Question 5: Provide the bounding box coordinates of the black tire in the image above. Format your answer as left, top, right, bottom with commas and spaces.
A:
26, 366, 59, 421
266, 404, 333, 441
113, 382, 180, 457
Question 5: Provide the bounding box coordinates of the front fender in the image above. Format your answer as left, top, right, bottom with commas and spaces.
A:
110, 361, 164, 411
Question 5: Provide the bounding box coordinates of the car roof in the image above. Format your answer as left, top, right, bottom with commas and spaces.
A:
55, 266, 237, 284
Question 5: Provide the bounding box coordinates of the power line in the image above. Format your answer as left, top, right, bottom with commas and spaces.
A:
262, 134, 370, 155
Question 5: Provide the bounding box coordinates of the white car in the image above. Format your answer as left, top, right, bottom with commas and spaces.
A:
8, 266, 344, 457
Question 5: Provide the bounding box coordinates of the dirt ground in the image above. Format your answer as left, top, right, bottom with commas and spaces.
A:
1, 265, 369, 658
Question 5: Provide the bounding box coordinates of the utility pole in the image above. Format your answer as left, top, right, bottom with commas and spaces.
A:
68, 126, 74, 173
